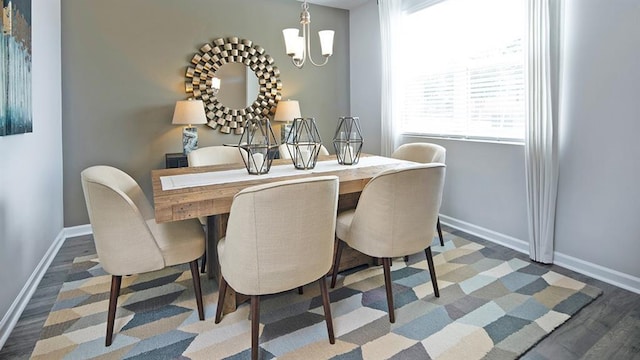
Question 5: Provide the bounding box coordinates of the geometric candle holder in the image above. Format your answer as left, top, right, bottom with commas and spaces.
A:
332, 116, 363, 165
284, 117, 323, 170
238, 117, 279, 175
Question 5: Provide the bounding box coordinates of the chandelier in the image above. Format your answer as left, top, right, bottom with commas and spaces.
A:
282, 1, 334, 68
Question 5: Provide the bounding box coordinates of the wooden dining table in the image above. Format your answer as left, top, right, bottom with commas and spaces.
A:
151, 154, 409, 315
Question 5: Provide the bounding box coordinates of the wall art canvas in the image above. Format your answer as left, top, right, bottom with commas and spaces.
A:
1, 0, 31, 136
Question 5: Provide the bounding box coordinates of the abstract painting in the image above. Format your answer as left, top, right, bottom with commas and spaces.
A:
1, 0, 31, 136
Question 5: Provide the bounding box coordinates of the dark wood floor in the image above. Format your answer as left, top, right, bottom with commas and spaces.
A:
1, 228, 639, 359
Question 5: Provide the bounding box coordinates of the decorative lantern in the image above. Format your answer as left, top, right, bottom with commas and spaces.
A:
239, 117, 279, 175
332, 116, 363, 165
285, 117, 323, 170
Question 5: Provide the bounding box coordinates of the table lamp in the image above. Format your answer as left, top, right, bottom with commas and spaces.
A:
273, 99, 301, 142
172, 99, 207, 154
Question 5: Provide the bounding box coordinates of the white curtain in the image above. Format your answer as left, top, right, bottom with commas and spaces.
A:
525, 0, 561, 263
378, 0, 402, 156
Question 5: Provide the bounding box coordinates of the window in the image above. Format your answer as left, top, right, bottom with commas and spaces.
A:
398, 0, 526, 141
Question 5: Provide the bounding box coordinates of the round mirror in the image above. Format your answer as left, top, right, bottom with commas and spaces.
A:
215, 63, 260, 110
184, 37, 282, 135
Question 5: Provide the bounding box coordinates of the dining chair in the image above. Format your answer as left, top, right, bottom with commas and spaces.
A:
278, 143, 330, 159
391, 142, 447, 247
81, 165, 205, 346
188, 145, 245, 272
330, 164, 445, 323
215, 176, 339, 360
187, 145, 244, 167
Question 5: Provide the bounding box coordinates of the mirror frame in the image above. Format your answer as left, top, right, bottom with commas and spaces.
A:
185, 37, 282, 134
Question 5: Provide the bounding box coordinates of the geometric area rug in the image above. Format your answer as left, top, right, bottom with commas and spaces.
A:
31, 232, 601, 360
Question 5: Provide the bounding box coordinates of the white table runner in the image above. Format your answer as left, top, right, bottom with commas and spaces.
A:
160, 156, 410, 191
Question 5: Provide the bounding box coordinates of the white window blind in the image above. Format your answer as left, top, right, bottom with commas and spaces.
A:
398, 0, 526, 141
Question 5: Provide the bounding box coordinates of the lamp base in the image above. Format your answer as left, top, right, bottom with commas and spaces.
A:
281, 123, 293, 143
182, 127, 198, 154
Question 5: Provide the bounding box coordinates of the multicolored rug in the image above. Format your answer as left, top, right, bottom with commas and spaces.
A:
31, 233, 601, 359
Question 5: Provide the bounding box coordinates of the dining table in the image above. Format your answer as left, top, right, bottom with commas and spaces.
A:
151, 153, 411, 315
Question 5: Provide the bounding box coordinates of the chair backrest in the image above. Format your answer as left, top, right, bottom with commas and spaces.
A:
221, 176, 339, 295
81, 166, 164, 275
278, 143, 330, 159
187, 146, 244, 167
391, 143, 446, 164
347, 164, 446, 258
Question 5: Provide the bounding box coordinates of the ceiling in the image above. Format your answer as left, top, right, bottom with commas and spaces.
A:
299, 0, 370, 10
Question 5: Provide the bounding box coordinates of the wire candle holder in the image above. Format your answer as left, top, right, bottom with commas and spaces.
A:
239, 117, 279, 174
333, 116, 363, 165
285, 117, 323, 170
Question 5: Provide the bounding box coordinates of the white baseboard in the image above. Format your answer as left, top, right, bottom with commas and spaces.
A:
439, 215, 530, 254
64, 224, 92, 238
553, 252, 640, 295
440, 214, 640, 295
0, 229, 67, 349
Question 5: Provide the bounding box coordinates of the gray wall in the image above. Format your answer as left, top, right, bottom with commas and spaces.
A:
407, 138, 529, 242
349, 0, 381, 155
555, 0, 640, 278
62, 0, 350, 226
0, 0, 63, 339
350, 0, 640, 283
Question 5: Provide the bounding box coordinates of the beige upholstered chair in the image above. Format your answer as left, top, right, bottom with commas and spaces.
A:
331, 164, 445, 323
81, 165, 205, 346
188, 145, 244, 272
278, 143, 330, 159
187, 145, 244, 167
391, 142, 447, 247
215, 176, 339, 360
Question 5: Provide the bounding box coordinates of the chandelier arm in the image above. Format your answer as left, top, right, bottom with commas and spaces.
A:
304, 21, 329, 67
307, 53, 330, 67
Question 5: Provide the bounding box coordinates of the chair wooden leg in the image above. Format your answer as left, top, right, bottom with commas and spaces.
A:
382, 258, 395, 323
106, 275, 122, 347
425, 247, 440, 297
200, 222, 208, 273
251, 295, 260, 360
298, 286, 304, 294
318, 277, 335, 344
330, 239, 344, 288
200, 252, 207, 273
215, 275, 228, 324
189, 260, 205, 320
437, 217, 444, 246
404, 255, 409, 263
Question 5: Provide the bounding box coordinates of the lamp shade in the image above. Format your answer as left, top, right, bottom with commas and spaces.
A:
172, 99, 207, 126
318, 30, 334, 56
282, 29, 300, 56
274, 100, 301, 122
